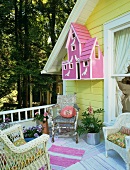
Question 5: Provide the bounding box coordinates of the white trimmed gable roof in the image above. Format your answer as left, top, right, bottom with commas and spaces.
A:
41, 0, 99, 74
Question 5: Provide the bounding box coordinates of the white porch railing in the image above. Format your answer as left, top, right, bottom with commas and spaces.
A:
0, 104, 55, 126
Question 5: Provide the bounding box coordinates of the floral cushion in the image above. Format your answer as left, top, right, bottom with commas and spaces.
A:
107, 132, 128, 148
13, 138, 26, 146
60, 106, 76, 118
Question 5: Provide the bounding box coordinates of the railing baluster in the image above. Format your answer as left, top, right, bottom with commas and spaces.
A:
18, 112, 21, 121
3, 114, 5, 122
32, 110, 34, 118
11, 113, 13, 122
25, 111, 28, 120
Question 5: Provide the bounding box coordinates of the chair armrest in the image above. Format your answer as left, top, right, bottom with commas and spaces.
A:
4, 133, 49, 154
103, 126, 120, 139
3, 124, 24, 139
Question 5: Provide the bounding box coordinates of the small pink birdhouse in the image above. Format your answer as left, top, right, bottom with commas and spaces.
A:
62, 23, 104, 80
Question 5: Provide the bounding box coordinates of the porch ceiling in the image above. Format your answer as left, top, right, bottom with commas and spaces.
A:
41, 0, 99, 75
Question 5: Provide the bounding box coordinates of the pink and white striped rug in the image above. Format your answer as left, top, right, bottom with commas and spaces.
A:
48, 144, 85, 170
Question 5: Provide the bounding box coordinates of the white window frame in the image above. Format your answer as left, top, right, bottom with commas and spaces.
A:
104, 12, 130, 126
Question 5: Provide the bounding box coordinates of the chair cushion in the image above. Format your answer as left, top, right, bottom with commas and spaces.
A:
13, 138, 26, 146
60, 106, 76, 118
53, 115, 76, 123
107, 132, 128, 148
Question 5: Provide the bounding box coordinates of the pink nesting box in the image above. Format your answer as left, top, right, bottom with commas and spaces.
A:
62, 23, 104, 80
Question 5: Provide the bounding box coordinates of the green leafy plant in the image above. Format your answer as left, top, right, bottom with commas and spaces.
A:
34, 111, 49, 123
77, 106, 104, 136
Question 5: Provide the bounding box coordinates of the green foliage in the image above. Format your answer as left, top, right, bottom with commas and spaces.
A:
77, 107, 104, 135
0, 0, 76, 108
33, 111, 49, 123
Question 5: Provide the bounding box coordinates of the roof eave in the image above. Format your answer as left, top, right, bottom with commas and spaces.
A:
41, 0, 99, 75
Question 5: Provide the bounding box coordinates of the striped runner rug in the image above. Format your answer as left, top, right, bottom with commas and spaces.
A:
48, 144, 85, 170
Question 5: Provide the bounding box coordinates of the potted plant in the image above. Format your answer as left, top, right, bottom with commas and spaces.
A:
77, 106, 104, 145
0, 117, 11, 130
23, 125, 43, 142
34, 110, 49, 134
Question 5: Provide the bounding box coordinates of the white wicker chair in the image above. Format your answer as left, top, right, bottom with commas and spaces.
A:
0, 124, 51, 170
103, 113, 130, 170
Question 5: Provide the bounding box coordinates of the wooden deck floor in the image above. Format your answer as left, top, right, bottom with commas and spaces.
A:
47, 134, 126, 170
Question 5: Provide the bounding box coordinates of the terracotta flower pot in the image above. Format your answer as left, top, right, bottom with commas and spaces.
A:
40, 121, 49, 134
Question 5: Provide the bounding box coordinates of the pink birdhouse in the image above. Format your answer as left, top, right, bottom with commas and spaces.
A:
62, 23, 104, 80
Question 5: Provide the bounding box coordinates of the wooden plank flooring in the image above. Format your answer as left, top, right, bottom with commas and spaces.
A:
47, 135, 126, 170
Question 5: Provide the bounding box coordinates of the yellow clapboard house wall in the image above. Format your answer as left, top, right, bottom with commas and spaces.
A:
65, 0, 130, 119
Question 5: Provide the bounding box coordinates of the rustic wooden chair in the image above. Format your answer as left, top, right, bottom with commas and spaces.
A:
50, 93, 79, 143
0, 124, 51, 170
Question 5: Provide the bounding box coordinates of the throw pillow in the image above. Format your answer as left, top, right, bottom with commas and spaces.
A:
60, 106, 76, 118
120, 126, 130, 135
107, 132, 127, 148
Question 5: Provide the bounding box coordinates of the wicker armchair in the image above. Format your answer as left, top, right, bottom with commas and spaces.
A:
103, 113, 130, 170
0, 124, 51, 170
50, 93, 79, 143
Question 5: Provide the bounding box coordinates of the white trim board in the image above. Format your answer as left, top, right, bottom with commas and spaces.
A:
104, 12, 130, 125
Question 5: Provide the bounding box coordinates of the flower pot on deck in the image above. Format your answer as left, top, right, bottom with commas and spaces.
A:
25, 137, 35, 142
40, 121, 49, 134
86, 132, 100, 145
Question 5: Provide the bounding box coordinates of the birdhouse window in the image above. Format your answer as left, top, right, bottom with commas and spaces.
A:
83, 61, 88, 67
72, 32, 76, 39
64, 64, 67, 70
71, 44, 76, 51
69, 63, 73, 69
95, 46, 100, 59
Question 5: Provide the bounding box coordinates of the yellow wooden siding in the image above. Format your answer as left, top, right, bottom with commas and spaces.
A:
66, 0, 130, 120
66, 80, 104, 119
86, 0, 130, 49
66, 81, 77, 94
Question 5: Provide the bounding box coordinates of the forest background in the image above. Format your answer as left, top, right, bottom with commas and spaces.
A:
0, 0, 76, 110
